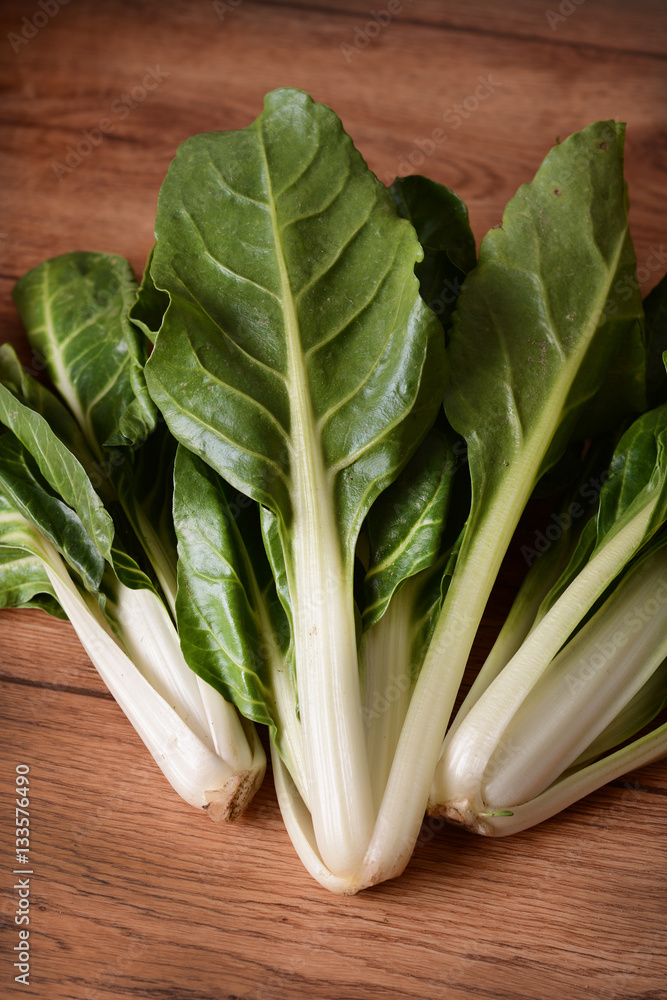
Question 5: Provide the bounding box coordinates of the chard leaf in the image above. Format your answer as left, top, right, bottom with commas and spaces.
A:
173, 447, 300, 774
362, 420, 456, 630
446, 122, 641, 512
145, 88, 444, 554
112, 422, 179, 605
0, 432, 105, 590
390, 176, 476, 331
571, 325, 646, 437
0, 546, 57, 611
596, 403, 667, 543
0, 489, 65, 617
0, 344, 92, 466
145, 88, 445, 877
129, 245, 170, 342
173, 445, 278, 727
530, 405, 667, 633
0, 343, 164, 598
12, 252, 156, 454
0, 383, 114, 564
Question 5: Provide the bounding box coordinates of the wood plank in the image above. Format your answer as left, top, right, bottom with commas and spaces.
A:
0, 0, 665, 342
260, 0, 667, 55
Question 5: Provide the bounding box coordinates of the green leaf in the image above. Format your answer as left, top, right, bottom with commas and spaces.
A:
0, 343, 165, 599
173, 446, 288, 738
112, 422, 178, 604
0, 490, 64, 616
0, 386, 114, 567
596, 403, 667, 544
390, 175, 476, 332
146, 89, 445, 554
0, 433, 105, 590
145, 88, 446, 878
12, 252, 156, 455
0, 344, 92, 465
129, 245, 170, 343
362, 420, 456, 630
446, 122, 641, 516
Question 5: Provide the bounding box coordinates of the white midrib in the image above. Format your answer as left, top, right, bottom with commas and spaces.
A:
258, 128, 374, 879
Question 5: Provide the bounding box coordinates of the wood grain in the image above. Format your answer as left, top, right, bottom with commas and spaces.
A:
1, 2, 666, 998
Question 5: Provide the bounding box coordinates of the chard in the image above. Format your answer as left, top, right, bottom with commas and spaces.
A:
141, 96, 648, 889
358, 119, 646, 879
2, 254, 265, 818
433, 396, 667, 832
144, 89, 445, 884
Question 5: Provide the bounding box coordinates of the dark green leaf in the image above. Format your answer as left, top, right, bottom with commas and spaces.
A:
12, 252, 156, 454
0, 384, 114, 565
390, 175, 476, 332
362, 420, 456, 630
0, 433, 105, 590
447, 122, 642, 550
145, 88, 446, 569
173, 445, 284, 734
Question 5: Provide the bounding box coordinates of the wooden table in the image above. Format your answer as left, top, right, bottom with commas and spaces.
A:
1, 2, 666, 997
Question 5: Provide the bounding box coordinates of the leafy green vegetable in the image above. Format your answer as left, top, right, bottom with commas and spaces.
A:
370, 119, 646, 875
12, 252, 156, 454
2, 255, 266, 820
0, 492, 64, 617
434, 401, 667, 832
145, 88, 446, 881
5, 90, 665, 893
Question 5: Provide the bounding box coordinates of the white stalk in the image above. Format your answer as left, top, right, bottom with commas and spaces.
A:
38, 537, 264, 817
570, 661, 667, 768
446, 536, 568, 744
360, 582, 415, 814
354, 457, 534, 885
104, 580, 252, 760
289, 464, 374, 877
271, 745, 358, 895
434, 500, 657, 814
469, 720, 667, 837
122, 503, 265, 813
261, 133, 374, 878
484, 547, 667, 805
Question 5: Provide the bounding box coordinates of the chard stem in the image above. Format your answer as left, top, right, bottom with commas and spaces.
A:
259, 125, 374, 878
357, 497, 516, 884
435, 499, 657, 810
475, 719, 667, 837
